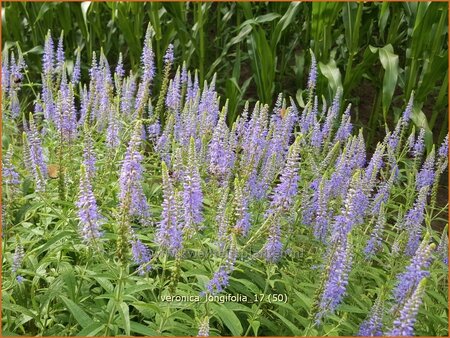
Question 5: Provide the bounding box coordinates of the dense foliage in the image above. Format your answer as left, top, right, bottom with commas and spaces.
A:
2, 18, 448, 338
2, 2, 448, 146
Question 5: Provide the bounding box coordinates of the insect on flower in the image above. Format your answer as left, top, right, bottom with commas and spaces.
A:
47, 164, 61, 179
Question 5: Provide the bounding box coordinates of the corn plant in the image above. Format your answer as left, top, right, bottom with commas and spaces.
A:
1, 24, 448, 336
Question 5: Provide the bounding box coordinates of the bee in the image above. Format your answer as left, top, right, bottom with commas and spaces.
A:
10, 75, 22, 88
280, 107, 287, 118
47, 164, 61, 179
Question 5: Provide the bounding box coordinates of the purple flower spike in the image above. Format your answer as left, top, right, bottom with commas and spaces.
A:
316, 236, 353, 323
262, 214, 283, 263
119, 121, 151, 225
206, 266, 229, 294
393, 235, 434, 305
115, 52, 125, 78
205, 240, 237, 295
76, 165, 103, 244
106, 104, 120, 149
157, 162, 183, 256
404, 186, 429, 256
2, 146, 20, 185
402, 93, 414, 125
233, 177, 251, 237
436, 229, 448, 265
358, 295, 384, 336
307, 50, 317, 91
55, 34, 65, 74
181, 61, 188, 84
216, 187, 230, 251
164, 43, 174, 65
130, 235, 152, 275
412, 128, 425, 159
166, 68, 181, 111
12, 242, 25, 273
364, 203, 386, 258
197, 317, 210, 337
313, 178, 332, 242
416, 150, 435, 191
388, 278, 427, 336
27, 114, 47, 181
364, 143, 385, 193
209, 104, 234, 180
2, 52, 10, 93
438, 135, 448, 158
334, 104, 353, 142
43, 30, 54, 77
72, 48, 81, 85
182, 137, 204, 233
268, 136, 301, 213
141, 24, 155, 84
83, 127, 96, 179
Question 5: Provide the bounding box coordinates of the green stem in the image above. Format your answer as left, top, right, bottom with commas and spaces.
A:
244, 266, 273, 336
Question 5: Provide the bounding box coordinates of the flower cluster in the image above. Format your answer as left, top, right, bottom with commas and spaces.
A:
4, 27, 447, 336
76, 165, 103, 244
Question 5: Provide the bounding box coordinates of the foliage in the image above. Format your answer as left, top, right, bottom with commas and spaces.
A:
2, 1, 448, 145
1, 5, 448, 338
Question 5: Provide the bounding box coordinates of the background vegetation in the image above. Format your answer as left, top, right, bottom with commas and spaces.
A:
2, 1, 448, 148
1, 2, 448, 337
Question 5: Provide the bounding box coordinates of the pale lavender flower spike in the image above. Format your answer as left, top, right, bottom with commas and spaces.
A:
141, 24, 155, 83
130, 233, 152, 275
182, 138, 204, 233
76, 165, 103, 244
55, 34, 65, 73
157, 162, 183, 256
12, 242, 25, 273
72, 48, 81, 85
307, 50, 317, 91
197, 317, 210, 337
412, 128, 425, 158
416, 150, 435, 191
118, 121, 151, 225
393, 235, 434, 305
268, 136, 301, 213
438, 135, 448, 158
402, 92, 414, 125
43, 30, 54, 76
316, 236, 353, 323
2, 146, 20, 185
358, 295, 384, 336
115, 52, 125, 78
164, 43, 174, 65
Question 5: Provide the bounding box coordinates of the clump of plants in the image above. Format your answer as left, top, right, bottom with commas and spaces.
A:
2, 25, 448, 336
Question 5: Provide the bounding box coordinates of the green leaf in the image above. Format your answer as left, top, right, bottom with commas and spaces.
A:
118, 302, 130, 336
61, 266, 76, 301
31, 230, 73, 256
23, 46, 44, 56
270, 2, 301, 50
76, 322, 105, 336
255, 13, 281, 24
211, 303, 243, 336
60, 295, 94, 329
378, 44, 399, 118
319, 59, 342, 97
250, 319, 260, 336
130, 321, 159, 336
338, 304, 366, 314
410, 106, 433, 151
268, 309, 302, 335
